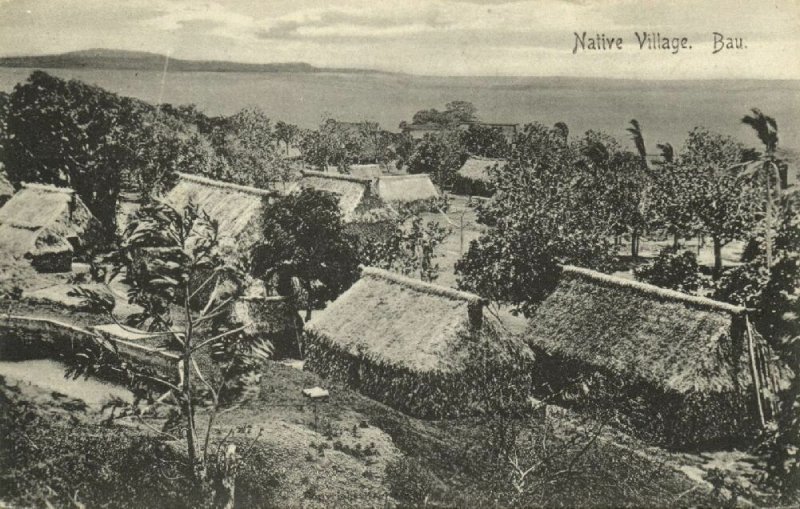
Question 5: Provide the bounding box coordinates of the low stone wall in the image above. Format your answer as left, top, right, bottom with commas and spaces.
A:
0, 315, 178, 377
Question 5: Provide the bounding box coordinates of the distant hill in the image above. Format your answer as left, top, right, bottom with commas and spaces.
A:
0, 48, 387, 74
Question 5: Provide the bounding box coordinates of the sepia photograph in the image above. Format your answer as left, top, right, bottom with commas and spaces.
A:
0, 0, 798, 507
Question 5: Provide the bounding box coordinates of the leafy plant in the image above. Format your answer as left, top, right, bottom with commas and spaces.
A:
634, 246, 702, 293
67, 200, 272, 507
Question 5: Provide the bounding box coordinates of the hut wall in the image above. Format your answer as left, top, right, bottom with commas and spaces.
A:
30, 250, 72, 273
529, 346, 760, 449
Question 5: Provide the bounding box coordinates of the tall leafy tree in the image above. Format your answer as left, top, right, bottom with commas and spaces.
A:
462, 124, 509, 158
274, 120, 300, 156
3, 71, 134, 239
456, 123, 617, 316
251, 188, 359, 321
406, 131, 466, 188
663, 128, 759, 278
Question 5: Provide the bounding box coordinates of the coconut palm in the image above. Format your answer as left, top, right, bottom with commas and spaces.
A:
741, 108, 783, 269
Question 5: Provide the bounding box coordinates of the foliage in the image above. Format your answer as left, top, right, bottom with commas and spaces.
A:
251, 188, 360, 321
654, 128, 759, 277
410, 100, 477, 127
359, 214, 450, 282
2, 71, 135, 240
462, 124, 509, 158
634, 245, 702, 292
67, 200, 271, 506
128, 108, 220, 199
406, 131, 467, 188
298, 118, 357, 172
273, 120, 300, 155
455, 123, 617, 316
215, 107, 293, 188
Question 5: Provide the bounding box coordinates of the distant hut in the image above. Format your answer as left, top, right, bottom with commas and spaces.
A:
165, 173, 284, 258
0, 183, 101, 272
0, 171, 13, 207
304, 267, 534, 418
298, 170, 397, 244
374, 174, 439, 211
453, 156, 506, 197
165, 174, 301, 348
525, 265, 785, 448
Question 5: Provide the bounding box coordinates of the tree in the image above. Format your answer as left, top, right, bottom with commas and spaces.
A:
354, 121, 394, 166
68, 200, 271, 507
359, 214, 450, 282
273, 120, 299, 156
251, 188, 359, 322
217, 107, 293, 188
577, 130, 652, 259
660, 128, 759, 278
298, 118, 357, 172
741, 108, 786, 271
411, 100, 477, 127
406, 131, 466, 188
3, 71, 134, 240
462, 124, 509, 158
455, 123, 617, 316
128, 107, 220, 199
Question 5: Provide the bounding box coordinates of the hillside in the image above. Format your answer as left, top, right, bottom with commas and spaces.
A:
0, 49, 386, 74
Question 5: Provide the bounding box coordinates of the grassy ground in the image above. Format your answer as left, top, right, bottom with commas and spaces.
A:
0, 353, 755, 508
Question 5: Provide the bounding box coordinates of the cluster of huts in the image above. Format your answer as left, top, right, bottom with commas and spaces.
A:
0, 166, 786, 450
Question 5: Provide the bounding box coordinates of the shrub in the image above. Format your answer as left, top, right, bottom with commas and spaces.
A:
634, 246, 702, 292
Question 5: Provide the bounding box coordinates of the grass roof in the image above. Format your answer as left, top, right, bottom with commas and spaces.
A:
0, 183, 97, 260
305, 267, 488, 373
299, 170, 396, 223
525, 265, 754, 394
165, 173, 280, 255
375, 175, 439, 203
457, 156, 507, 182
348, 164, 384, 179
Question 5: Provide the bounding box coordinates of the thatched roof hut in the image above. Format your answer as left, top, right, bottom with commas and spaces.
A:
374, 174, 439, 206
525, 265, 784, 447
0, 183, 100, 272
298, 170, 396, 223
304, 267, 535, 417
165, 173, 283, 257
453, 156, 506, 197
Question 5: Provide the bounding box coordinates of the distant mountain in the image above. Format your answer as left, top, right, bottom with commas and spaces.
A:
0, 49, 388, 74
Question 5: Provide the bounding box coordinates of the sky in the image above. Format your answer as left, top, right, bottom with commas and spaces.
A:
0, 0, 798, 79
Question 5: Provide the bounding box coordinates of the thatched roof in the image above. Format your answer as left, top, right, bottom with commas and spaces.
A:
525, 265, 754, 395
306, 267, 492, 373
348, 164, 384, 179
298, 170, 397, 223
0, 183, 98, 259
458, 156, 507, 182
375, 175, 439, 203
165, 173, 282, 255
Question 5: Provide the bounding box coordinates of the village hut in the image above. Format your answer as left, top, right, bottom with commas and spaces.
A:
524, 265, 785, 448
165, 173, 284, 258
304, 267, 535, 418
298, 170, 397, 245
0, 183, 101, 272
453, 156, 506, 197
227, 280, 302, 358
374, 174, 439, 210
0, 171, 13, 207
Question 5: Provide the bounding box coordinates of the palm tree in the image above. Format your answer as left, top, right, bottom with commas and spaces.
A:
626, 119, 649, 259
741, 108, 782, 270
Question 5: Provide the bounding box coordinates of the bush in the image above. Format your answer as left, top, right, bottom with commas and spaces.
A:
634, 246, 702, 292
